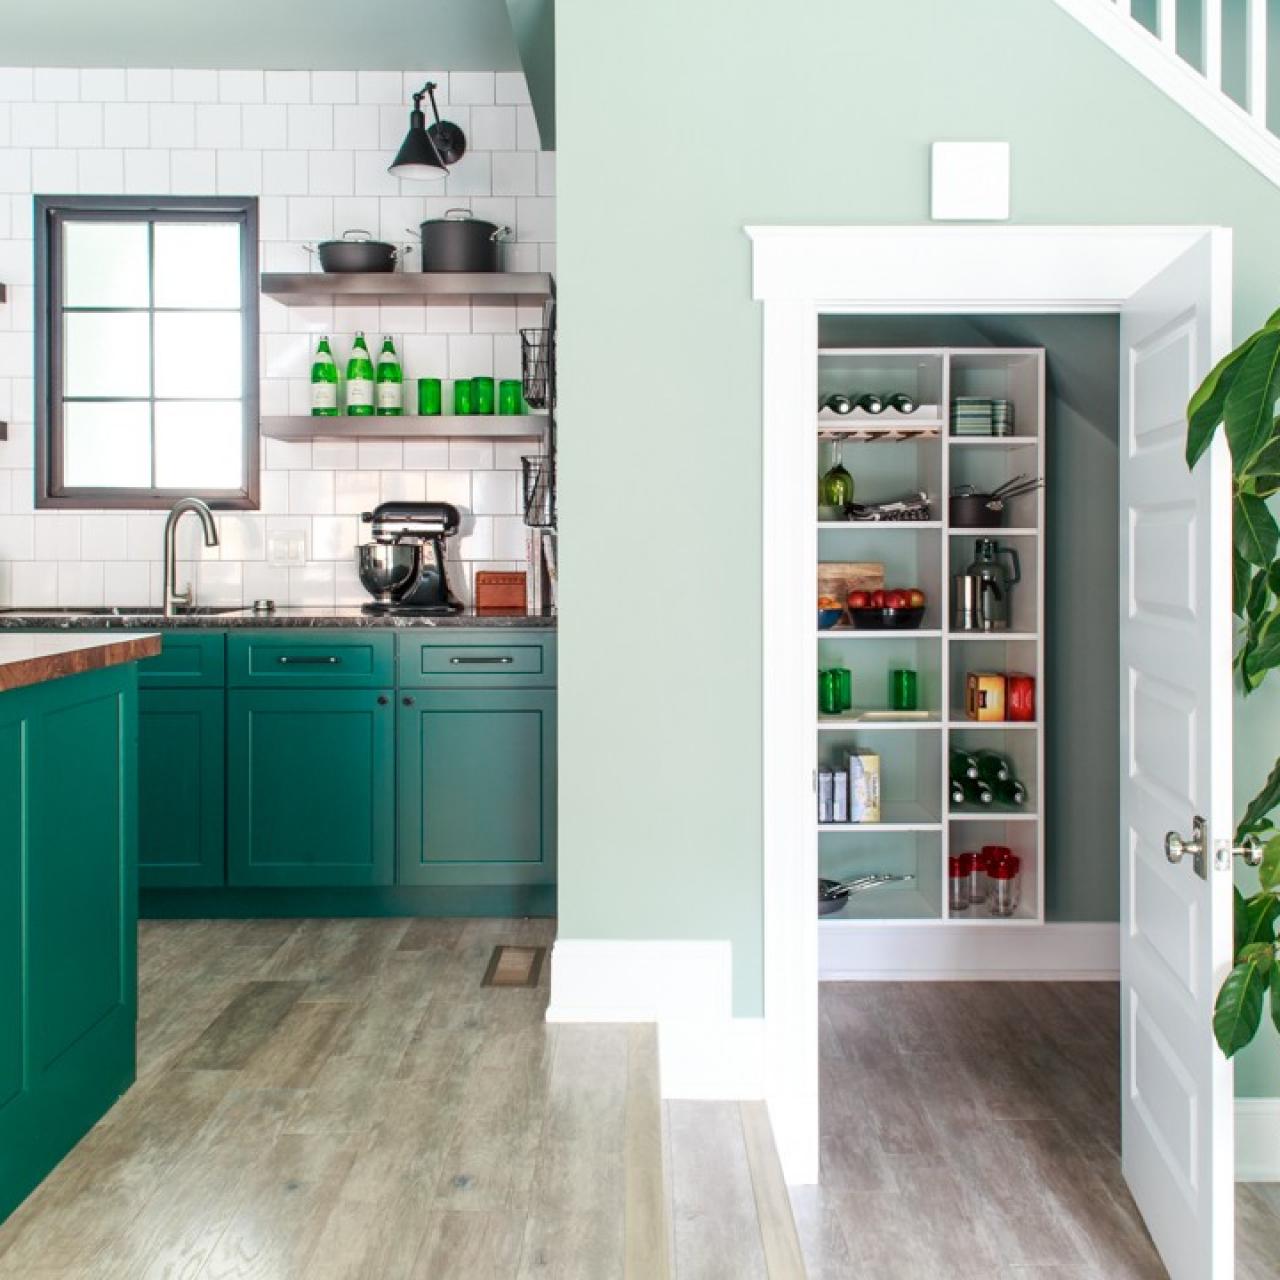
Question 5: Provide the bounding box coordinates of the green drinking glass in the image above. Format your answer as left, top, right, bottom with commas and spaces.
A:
472, 376, 495, 415
818, 670, 840, 716
890, 669, 918, 712
499, 379, 524, 415
833, 667, 852, 712
417, 377, 442, 416
454, 379, 474, 415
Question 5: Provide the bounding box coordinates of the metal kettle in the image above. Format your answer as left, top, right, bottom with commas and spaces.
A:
953, 538, 1021, 632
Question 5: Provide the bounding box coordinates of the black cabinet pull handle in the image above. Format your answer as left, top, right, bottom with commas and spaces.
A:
402, 696, 415, 706
278, 655, 341, 665
449, 655, 515, 665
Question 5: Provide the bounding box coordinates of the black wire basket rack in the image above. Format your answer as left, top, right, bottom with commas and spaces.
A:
522, 455, 556, 528
520, 328, 555, 410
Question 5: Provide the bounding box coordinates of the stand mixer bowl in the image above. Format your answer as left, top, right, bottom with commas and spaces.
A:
357, 543, 418, 601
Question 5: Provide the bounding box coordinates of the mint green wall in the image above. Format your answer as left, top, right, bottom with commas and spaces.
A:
555, 0, 1280, 1080
0, 0, 521, 70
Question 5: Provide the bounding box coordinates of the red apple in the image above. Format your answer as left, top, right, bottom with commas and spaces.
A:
871, 589, 886, 608
885, 589, 909, 609
847, 590, 871, 609
906, 588, 926, 608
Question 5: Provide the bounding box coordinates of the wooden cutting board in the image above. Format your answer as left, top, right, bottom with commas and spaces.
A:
818, 562, 884, 602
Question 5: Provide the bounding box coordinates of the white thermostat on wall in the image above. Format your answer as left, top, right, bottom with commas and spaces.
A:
930, 141, 1011, 221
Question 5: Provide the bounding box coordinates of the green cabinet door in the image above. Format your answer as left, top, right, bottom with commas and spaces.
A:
397, 688, 556, 887
138, 688, 225, 888
228, 688, 395, 888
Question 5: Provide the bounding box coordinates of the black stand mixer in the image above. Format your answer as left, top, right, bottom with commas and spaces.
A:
356, 501, 465, 615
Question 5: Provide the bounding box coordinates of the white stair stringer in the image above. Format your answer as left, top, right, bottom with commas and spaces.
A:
1050, 0, 1280, 189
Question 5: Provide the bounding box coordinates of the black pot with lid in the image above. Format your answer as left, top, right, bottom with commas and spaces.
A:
410, 208, 511, 273
311, 229, 407, 274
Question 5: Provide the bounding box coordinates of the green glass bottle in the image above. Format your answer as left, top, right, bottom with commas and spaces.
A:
963, 778, 995, 806
310, 336, 338, 416
818, 441, 854, 509
949, 748, 979, 781
345, 332, 374, 416
973, 749, 1013, 784
994, 778, 1029, 806
376, 335, 403, 416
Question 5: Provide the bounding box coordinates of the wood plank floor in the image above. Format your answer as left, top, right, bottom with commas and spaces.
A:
0, 918, 672, 1280
797, 980, 1280, 1280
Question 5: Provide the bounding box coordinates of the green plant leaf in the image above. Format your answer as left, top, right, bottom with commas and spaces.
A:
1187, 335, 1261, 467
1224, 330, 1280, 468
1236, 550, 1255, 617
1239, 942, 1276, 973
1239, 761, 1280, 841
1239, 894, 1280, 952
1248, 569, 1273, 623
1249, 433, 1280, 477
1251, 474, 1280, 499
1236, 885, 1250, 954
1271, 964, 1280, 1039
1244, 619, 1280, 685
1236, 493, 1280, 567
1260, 834, 1280, 892
1269, 561, 1280, 597
1215, 956, 1267, 1056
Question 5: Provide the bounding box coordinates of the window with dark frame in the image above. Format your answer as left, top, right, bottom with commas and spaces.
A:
35, 195, 259, 510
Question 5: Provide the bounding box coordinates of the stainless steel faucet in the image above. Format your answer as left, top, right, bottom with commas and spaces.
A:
163, 498, 220, 616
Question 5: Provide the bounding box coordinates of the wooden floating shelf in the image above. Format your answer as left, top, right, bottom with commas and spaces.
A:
818, 423, 942, 442
260, 271, 554, 304
261, 414, 549, 441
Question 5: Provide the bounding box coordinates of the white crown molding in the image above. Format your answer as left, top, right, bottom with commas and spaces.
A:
1048, 0, 1280, 189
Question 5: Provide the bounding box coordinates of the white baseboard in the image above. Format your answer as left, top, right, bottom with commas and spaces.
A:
1237, 1098, 1280, 1181
546, 939, 764, 1099
819, 921, 1120, 980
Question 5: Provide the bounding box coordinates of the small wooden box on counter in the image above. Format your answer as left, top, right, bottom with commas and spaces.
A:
475, 571, 528, 612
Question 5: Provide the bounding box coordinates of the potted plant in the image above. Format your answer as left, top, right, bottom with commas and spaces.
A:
1187, 310, 1280, 1054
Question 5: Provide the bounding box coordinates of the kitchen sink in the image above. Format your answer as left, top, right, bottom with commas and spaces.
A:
0, 605, 252, 617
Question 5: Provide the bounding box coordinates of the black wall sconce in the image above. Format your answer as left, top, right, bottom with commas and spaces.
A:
388, 82, 467, 180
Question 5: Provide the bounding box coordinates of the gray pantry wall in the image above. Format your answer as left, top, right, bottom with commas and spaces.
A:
819, 313, 1121, 924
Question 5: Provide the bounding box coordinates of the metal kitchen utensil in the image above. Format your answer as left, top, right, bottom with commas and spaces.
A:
963, 538, 1021, 631
847, 492, 932, 522
817, 873, 915, 915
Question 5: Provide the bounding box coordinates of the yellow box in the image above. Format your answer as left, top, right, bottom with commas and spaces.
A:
966, 672, 1006, 721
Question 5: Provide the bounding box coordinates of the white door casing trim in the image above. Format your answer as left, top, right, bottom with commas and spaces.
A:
1236, 1099, 1280, 1181
746, 224, 1232, 1190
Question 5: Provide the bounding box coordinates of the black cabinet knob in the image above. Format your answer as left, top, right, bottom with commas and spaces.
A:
402, 696, 415, 706
377, 695, 389, 706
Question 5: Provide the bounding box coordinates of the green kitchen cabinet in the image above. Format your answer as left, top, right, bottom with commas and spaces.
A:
227, 688, 396, 888
138, 688, 225, 888
397, 688, 557, 886
0, 664, 138, 1222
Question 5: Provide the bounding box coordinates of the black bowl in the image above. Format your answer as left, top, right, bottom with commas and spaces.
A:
849, 606, 927, 631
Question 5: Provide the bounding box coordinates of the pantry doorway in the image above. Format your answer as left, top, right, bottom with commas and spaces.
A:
748, 226, 1234, 1280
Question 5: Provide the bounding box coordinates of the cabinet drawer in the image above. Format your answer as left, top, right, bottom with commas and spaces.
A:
228, 633, 394, 688
398, 632, 556, 688
138, 633, 225, 688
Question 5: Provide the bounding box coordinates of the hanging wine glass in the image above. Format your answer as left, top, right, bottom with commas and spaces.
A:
819, 440, 855, 510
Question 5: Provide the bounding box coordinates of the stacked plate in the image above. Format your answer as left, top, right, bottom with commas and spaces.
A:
951, 397, 1014, 437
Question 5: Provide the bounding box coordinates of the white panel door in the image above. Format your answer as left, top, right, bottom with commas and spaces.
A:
1119, 231, 1234, 1280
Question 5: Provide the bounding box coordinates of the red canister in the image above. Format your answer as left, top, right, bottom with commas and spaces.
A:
1006, 673, 1036, 722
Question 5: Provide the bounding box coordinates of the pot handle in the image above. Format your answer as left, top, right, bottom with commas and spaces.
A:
444, 208, 474, 221
342, 229, 374, 242
489, 225, 513, 243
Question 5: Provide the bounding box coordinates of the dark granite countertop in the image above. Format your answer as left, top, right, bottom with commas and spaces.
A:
0, 607, 556, 631
0, 632, 162, 691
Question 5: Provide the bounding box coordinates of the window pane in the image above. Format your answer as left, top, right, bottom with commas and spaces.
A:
154, 401, 243, 490
64, 311, 151, 397
63, 221, 150, 308
154, 222, 242, 309
63, 401, 152, 488
153, 312, 242, 399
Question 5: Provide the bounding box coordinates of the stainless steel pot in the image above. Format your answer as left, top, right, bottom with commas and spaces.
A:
410, 209, 510, 272
311, 230, 407, 274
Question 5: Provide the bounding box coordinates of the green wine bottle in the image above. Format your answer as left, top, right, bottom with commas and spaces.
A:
375, 335, 403, 416
310, 336, 338, 416
973, 749, 1012, 784
963, 778, 995, 806
949, 748, 979, 781
949, 778, 967, 806
994, 778, 1028, 806
345, 332, 374, 416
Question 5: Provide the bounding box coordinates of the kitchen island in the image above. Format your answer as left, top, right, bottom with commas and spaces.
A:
0, 631, 159, 1221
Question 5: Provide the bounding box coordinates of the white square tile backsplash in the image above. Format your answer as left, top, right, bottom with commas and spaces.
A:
0, 63, 554, 608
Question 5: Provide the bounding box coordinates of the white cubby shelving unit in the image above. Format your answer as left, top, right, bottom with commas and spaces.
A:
816, 348, 1046, 929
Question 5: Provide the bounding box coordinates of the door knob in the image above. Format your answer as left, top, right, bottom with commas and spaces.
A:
1165, 815, 1208, 880
1214, 833, 1265, 870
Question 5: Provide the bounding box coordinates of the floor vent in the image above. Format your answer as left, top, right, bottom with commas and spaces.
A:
482, 945, 546, 988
